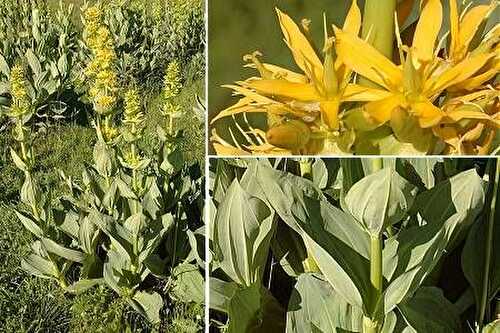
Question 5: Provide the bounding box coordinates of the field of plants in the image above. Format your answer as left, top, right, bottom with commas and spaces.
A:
0, 0, 205, 331
210, 0, 499, 155
209, 158, 500, 332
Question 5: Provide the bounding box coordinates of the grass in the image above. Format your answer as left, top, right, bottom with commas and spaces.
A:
0, 77, 204, 332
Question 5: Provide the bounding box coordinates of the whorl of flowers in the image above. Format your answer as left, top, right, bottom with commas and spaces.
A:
163, 61, 182, 100
83, 5, 119, 116
9, 64, 30, 118
211, 0, 500, 156
162, 61, 183, 117
123, 88, 145, 136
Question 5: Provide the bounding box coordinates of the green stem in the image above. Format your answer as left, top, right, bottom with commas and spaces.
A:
368, 158, 384, 332
363, 316, 379, 333
361, 0, 397, 58
360, 0, 397, 87
299, 158, 312, 180
168, 114, 174, 136
478, 158, 499, 329
171, 202, 181, 272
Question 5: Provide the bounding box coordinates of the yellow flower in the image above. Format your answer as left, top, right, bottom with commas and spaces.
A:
9, 64, 30, 117
334, 0, 497, 153
83, 5, 119, 116
212, 2, 387, 154
123, 88, 145, 132
163, 61, 182, 99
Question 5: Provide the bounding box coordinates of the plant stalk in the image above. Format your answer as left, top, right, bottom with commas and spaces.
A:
299, 158, 312, 180
360, 0, 397, 88
367, 158, 383, 332
478, 158, 499, 329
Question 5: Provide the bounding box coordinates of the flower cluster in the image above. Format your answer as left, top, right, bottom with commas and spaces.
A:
211, 0, 499, 155
9, 64, 30, 118
84, 5, 119, 116
123, 88, 145, 139
162, 61, 183, 131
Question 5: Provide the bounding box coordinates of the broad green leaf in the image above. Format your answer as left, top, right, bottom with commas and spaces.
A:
345, 168, 417, 235
416, 169, 485, 224
10, 148, 28, 172
462, 167, 500, 318
228, 283, 285, 333
65, 278, 103, 294
93, 140, 117, 178
131, 290, 163, 324
397, 158, 441, 189
0, 53, 10, 76
25, 48, 42, 78
20, 173, 41, 208
213, 158, 237, 203
21, 253, 58, 279
15, 209, 43, 238
209, 277, 238, 313
286, 273, 363, 333
256, 164, 370, 310
271, 222, 307, 277
41, 238, 85, 263
398, 287, 461, 333
383, 208, 483, 313
90, 210, 133, 262
214, 179, 275, 286
171, 263, 205, 304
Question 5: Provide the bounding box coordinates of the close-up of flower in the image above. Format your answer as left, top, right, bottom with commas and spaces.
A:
210, 0, 500, 155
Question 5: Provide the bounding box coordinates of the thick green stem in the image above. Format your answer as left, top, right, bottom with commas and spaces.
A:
361, 0, 397, 58
360, 0, 397, 87
478, 158, 500, 329
368, 158, 384, 332
299, 158, 312, 180
363, 316, 379, 333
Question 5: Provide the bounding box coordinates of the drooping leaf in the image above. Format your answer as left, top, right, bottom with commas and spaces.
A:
398, 287, 462, 333
256, 164, 371, 310
171, 263, 205, 304
227, 283, 285, 333
131, 290, 164, 324
41, 238, 86, 263
209, 277, 238, 313
286, 273, 363, 333
15, 209, 43, 238
65, 278, 103, 294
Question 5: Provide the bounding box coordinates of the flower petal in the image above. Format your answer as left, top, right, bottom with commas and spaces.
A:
320, 99, 340, 129
411, 100, 444, 128
276, 8, 323, 80
334, 28, 402, 90
449, 0, 459, 59
343, 0, 361, 36
246, 79, 321, 101
364, 94, 405, 124
244, 62, 308, 83
424, 53, 493, 95
412, 0, 442, 63
458, 2, 497, 58
342, 84, 392, 102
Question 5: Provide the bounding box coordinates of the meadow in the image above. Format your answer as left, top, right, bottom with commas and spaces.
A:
0, 0, 205, 331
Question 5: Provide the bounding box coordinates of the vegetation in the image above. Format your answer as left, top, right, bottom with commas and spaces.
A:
0, 0, 205, 331
209, 158, 500, 332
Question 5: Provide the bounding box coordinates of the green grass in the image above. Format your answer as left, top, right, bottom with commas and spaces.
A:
0, 77, 204, 332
